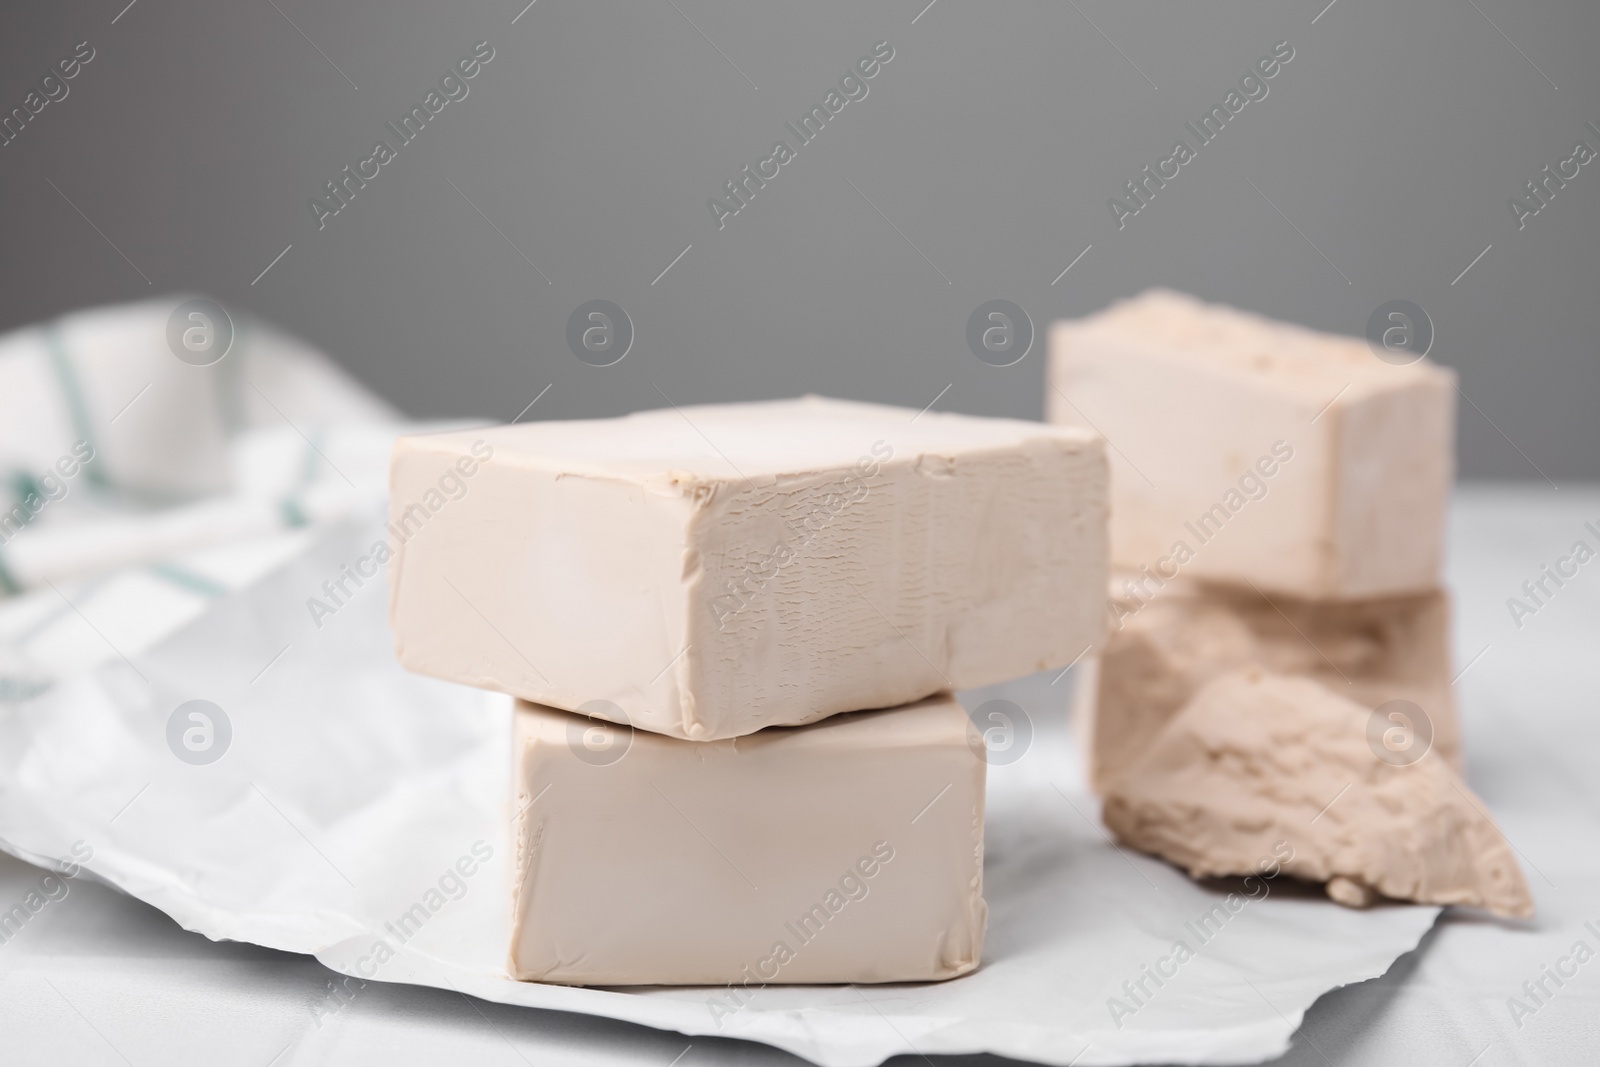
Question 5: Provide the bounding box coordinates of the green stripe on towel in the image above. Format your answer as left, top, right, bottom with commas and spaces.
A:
43, 324, 110, 491
0, 550, 23, 596
147, 561, 227, 598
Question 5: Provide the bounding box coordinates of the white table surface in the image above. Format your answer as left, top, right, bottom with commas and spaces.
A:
2, 485, 1597, 1066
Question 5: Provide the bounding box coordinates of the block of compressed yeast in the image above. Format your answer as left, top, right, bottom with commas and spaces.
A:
1049, 289, 1456, 599
1076, 575, 1460, 793
508, 694, 987, 986
389, 397, 1106, 740
1103, 669, 1531, 917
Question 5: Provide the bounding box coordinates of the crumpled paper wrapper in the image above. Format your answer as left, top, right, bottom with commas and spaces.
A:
0, 513, 1439, 1066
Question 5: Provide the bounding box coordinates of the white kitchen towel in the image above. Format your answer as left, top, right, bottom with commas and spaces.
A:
0, 297, 427, 702
0, 296, 393, 505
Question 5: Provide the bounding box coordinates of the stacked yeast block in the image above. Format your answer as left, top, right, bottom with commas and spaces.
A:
510, 697, 986, 985
1049, 289, 1454, 599
388, 397, 1109, 984
390, 397, 1107, 740
1049, 291, 1461, 792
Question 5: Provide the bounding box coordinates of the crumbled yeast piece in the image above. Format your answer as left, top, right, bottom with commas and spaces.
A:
1102, 669, 1532, 918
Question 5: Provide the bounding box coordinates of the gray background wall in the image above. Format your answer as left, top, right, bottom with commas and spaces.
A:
2, 0, 1595, 480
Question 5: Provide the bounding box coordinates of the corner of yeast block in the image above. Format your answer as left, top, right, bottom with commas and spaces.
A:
644, 469, 720, 506
913, 453, 957, 479
677, 689, 710, 740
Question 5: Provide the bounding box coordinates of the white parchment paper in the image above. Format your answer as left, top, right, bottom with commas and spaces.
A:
0, 514, 1439, 1066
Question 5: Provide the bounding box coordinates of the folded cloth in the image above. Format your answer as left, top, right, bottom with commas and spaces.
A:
0, 296, 394, 504
0, 296, 438, 703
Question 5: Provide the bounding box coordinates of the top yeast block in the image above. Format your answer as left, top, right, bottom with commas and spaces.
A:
388, 397, 1108, 740
1049, 290, 1456, 599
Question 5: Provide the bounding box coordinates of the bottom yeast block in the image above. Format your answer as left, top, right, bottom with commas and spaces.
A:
509, 695, 987, 986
